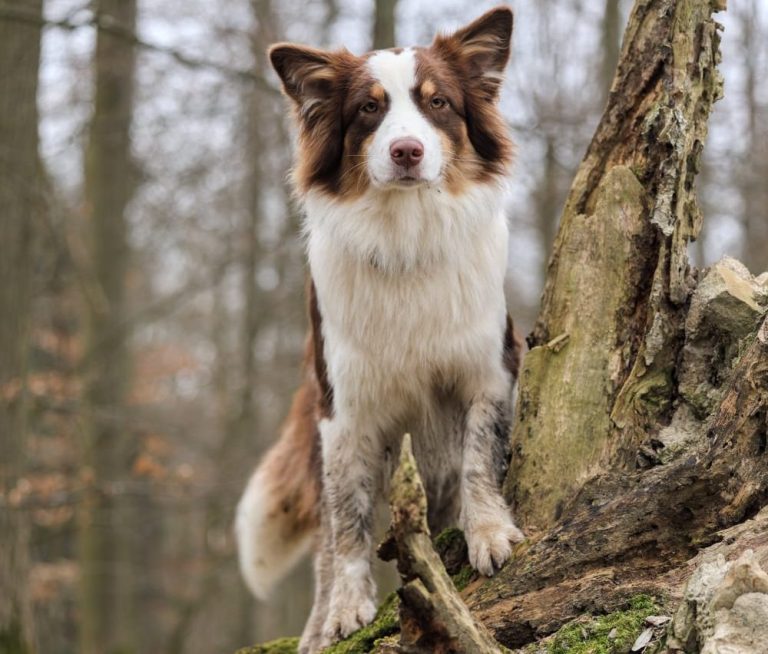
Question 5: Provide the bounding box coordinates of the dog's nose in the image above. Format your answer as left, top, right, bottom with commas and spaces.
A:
389, 138, 424, 167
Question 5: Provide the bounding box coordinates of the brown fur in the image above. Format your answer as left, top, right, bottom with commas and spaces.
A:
258, 335, 323, 536
258, 5, 519, 562
430, 7, 515, 180
504, 313, 523, 379
308, 279, 333, 418
268, 6, 514, 201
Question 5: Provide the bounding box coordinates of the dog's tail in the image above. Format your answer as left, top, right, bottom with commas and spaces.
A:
235, 376, 322, 600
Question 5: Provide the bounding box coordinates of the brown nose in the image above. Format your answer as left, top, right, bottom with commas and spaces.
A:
389, 138, 424, 167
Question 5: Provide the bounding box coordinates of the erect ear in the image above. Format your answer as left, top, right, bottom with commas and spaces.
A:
268, 43, 338, 111
433, 6, 513, 99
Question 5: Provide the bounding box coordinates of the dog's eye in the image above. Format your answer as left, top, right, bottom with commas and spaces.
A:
360, 100, 379, 114
430, 96, 447, 109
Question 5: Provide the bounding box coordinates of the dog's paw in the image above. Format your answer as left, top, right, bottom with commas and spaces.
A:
466, 519, 525, 576
320, 596, 377, 646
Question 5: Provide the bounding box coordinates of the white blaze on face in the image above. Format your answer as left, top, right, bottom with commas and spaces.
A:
366, 49, 444, 187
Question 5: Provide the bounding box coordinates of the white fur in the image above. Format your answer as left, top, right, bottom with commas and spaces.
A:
366, 49, 444, 186
235, 467, 314, 600
305, 181, 510, 427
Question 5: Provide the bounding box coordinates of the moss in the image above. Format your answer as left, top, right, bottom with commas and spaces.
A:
434, 527, 464, 553
451, 565, 476, 592
523, 595, 659, 654
323, 592, 400, 654
236, 593, 400, 654
236, 636, 299, 654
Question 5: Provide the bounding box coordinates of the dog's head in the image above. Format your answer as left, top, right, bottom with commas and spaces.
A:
269, 6, 514, 199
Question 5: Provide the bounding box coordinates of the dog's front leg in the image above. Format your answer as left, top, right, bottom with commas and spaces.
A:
461, 389, 524, 576
317, 416, 379, 647
298, 507, 333, 654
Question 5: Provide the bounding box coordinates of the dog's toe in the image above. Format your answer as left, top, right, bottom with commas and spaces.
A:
322, 597, 377, 644
467, 521, 525, 576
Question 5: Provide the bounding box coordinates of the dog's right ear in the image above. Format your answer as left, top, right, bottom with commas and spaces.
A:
269, 44, 337, 109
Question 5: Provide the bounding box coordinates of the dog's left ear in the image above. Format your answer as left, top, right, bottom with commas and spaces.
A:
433, 6, 513, 100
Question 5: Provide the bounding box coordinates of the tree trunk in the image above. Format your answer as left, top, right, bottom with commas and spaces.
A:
736, 0, 768, 275
239, 0, 768, 652
599, 0, 622, 104
0, 1, 44, 651
77, 1, 138, 652
372, 0, 398, 50
506, 0, 726, 531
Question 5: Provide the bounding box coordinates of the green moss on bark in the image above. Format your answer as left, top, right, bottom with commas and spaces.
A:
522, 595, 660, 654
239, 594, 401, 654
323, 593, 400, 654
236, 636, 299, 654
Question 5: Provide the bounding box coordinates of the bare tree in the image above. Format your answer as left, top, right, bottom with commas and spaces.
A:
599, 0, 622, 102
0, 0, 44, 650
77, 0, 138, 652
372, 0, 398, 49
736, 0, 768, 274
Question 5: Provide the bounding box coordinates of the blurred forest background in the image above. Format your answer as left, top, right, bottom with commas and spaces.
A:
0, 0, 766, 652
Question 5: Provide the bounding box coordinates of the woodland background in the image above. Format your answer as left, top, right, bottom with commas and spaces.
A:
1, 0, 767, 653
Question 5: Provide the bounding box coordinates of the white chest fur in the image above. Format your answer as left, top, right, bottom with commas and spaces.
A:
304, 182, 510, 425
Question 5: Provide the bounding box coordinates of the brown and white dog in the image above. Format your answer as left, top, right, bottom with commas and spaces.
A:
236, 7, 523, 652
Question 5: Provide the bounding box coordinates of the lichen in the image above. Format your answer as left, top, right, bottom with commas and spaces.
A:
522, 595, 660, 654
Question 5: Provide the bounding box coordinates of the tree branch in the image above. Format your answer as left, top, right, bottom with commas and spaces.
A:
0, 3, 279, 93
378, 434, 502, 654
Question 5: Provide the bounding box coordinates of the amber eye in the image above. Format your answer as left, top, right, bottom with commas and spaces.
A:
430, 96, 447, 109
361, 100, 379, 114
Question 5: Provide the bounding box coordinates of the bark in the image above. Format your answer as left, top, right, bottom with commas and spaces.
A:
77, 1, 138, 652
533, 136, 560, 283
0, 0, 44, 651
506, 0, 726, 531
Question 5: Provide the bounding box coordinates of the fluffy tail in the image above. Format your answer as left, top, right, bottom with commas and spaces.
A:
235, 379, 322, 600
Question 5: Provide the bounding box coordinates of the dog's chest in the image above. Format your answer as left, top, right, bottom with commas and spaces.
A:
306, 187, 509, 411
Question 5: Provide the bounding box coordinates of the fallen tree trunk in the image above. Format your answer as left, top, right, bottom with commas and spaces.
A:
238, 0, 768, 652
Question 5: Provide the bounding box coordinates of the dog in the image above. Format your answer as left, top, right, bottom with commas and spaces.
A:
235, 7, 523, 652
